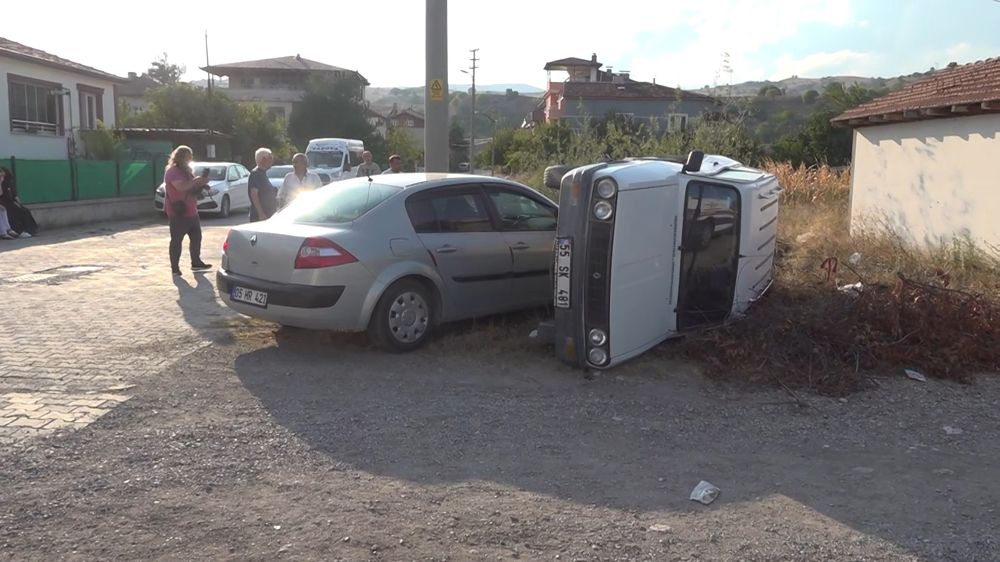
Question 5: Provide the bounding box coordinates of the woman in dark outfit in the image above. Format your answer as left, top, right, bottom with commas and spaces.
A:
0, 167, 39, 237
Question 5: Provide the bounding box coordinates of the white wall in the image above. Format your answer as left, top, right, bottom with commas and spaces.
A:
0, 55, 118, 160
850, 114, 1000, 248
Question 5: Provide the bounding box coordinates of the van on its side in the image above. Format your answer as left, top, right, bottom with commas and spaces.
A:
305, 138, 365, 181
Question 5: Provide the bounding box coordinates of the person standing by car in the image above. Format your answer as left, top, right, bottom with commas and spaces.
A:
382, 154, 404, 174
355, 150, 381, 177
248, 147, 277, 222
164, 145, 211, 276
278, 153, 322, 208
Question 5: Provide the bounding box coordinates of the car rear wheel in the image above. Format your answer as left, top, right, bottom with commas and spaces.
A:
219, 195, 231, 219
368, 280, 433, 352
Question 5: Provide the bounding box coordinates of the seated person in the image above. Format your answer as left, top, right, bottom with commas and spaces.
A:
0, 167, 37, 237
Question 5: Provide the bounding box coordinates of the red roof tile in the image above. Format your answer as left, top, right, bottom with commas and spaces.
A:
833, 57, 1000, 124
0, 36, 125, 82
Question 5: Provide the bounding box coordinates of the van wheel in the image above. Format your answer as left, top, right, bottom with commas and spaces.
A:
218, 195, 231, 219
543, 165, 572, 189
368, 280, 434, 352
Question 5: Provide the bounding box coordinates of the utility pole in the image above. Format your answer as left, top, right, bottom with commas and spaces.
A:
468, 48, 478, 168
205, 30, 213, 93
425, 0, 449, 172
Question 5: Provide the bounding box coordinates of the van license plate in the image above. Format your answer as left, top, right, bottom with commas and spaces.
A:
232, 286, 268, 308
554, 237, 571, 309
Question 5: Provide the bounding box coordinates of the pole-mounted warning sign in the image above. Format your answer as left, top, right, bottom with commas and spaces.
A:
429, 79, 445, 101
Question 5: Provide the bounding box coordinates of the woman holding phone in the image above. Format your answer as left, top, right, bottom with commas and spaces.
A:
164, 145, 212, 276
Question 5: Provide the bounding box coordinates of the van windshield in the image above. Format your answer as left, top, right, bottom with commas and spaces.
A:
307, 150, 344, 168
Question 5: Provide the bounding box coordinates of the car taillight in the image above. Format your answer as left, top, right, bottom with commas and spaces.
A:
294, 237, 358, 269
223, 230, 231, 253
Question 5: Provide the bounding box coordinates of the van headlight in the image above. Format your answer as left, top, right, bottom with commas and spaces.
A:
589, 328, 607, 346
595, 178, 617, 199
587, 347, 609, 366
593, 201, 614, 220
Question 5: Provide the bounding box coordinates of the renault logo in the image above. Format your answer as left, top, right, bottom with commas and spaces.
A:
250, 235, 257, 247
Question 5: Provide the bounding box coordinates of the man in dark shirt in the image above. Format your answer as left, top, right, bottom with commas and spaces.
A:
248, 147, 277, 222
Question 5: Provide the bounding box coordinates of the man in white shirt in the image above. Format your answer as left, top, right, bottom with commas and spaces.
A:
355, 151, 381, 177
278, 153, 322, 208
382, 154, 404, 174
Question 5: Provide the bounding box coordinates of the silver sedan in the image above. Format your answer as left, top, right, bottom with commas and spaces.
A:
217, 174, 558, 350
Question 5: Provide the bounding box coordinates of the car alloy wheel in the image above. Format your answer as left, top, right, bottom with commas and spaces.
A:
219, 195, 231, 219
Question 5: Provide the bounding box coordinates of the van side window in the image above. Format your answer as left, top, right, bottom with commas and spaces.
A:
349, 150, 363, 167
407, 191, 494, 233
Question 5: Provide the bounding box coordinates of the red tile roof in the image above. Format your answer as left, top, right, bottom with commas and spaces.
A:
544, 57, 601, 70
0, 36, 125, 82
833, 57, 1000, 125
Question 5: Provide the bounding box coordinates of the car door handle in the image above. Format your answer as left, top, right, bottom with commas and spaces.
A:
510, 242, 530, 250
435, 245, 458, 254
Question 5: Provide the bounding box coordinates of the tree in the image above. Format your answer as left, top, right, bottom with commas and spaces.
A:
148, 53, 185, 86
758, 84, 784, 98
802, 89, 820, 104
288, 75, 375, 148
232, 104, 295, 165
386, 127, 423, 171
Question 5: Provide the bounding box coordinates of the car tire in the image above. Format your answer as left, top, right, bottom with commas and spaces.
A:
368, 279, 434, 352
219, 195, 231, 219
543, 165, 572, 189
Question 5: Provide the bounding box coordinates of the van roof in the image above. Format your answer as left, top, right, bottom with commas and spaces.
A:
306, 138, 364, 145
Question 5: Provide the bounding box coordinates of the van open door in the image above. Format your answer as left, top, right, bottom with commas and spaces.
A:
675, 178, 742, 330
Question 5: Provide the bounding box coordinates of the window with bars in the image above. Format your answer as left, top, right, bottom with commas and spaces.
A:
8, 77, 63, 135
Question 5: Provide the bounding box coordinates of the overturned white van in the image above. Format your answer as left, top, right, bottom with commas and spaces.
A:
534, 151, 781, 369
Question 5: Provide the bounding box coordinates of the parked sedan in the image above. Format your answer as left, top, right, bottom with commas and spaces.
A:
154, 162, 252, 218
217, 174, 558, 350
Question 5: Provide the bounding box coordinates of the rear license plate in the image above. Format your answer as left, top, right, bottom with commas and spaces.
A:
231, 286, 268, 308
554, 237, 571, 309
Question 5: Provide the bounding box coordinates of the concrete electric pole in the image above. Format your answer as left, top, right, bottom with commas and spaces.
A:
468, 48, 478, 168
424, 0, 449, 172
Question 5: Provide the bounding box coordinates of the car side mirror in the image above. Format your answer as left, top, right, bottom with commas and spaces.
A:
682, 150, 704, 173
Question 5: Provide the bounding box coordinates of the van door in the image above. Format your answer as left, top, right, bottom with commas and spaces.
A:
675, 179, 741, 330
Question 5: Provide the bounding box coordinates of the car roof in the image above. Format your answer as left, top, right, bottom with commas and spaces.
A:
192, 162, 239, 166
350, 173, 529, 191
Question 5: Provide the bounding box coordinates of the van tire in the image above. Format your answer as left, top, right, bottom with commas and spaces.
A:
543, 165, 572, 189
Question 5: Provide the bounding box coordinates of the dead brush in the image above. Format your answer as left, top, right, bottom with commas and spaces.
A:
674, 163, 1000, 394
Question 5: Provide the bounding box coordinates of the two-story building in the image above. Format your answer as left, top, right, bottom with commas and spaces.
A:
386, 105, 426, 146
1, 37, 125, 159
524, 54, 717, 130
202, 55, 369, 123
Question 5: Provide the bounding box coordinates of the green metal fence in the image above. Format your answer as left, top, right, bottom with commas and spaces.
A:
5, 156, 166, 205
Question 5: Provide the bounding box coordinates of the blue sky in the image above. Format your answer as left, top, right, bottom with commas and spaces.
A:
3, 0, 999, 89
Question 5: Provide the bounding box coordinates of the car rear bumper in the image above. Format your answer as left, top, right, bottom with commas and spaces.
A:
217, 269, 364, 331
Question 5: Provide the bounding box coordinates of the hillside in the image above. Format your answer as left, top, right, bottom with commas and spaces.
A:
693, 68, 940, 98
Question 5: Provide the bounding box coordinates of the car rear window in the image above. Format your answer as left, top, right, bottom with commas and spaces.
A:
282, 181, 401, 224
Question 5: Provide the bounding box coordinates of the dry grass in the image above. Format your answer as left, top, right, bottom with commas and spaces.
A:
676, 163, 1000, 394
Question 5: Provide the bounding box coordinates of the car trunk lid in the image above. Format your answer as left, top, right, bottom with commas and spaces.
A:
224, 222, 352, 284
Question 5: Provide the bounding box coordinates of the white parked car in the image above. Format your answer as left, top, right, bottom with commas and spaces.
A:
154, 162, 252, 218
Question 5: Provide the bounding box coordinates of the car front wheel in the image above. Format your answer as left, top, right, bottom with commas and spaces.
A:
368, 280, 434, 352
218, 195, 231, 219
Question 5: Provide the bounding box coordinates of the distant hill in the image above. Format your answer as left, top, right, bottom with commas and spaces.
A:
450, 83, 544, 95
693, 68, 940, 98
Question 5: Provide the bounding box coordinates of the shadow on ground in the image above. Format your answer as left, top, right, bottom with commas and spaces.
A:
233, 327, 997, 559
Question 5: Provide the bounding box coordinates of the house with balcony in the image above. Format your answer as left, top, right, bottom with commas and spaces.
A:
202, 55, 369, 123
1, 36, 125, 159
523, 54, 717, 130
386, 105, 426, 146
